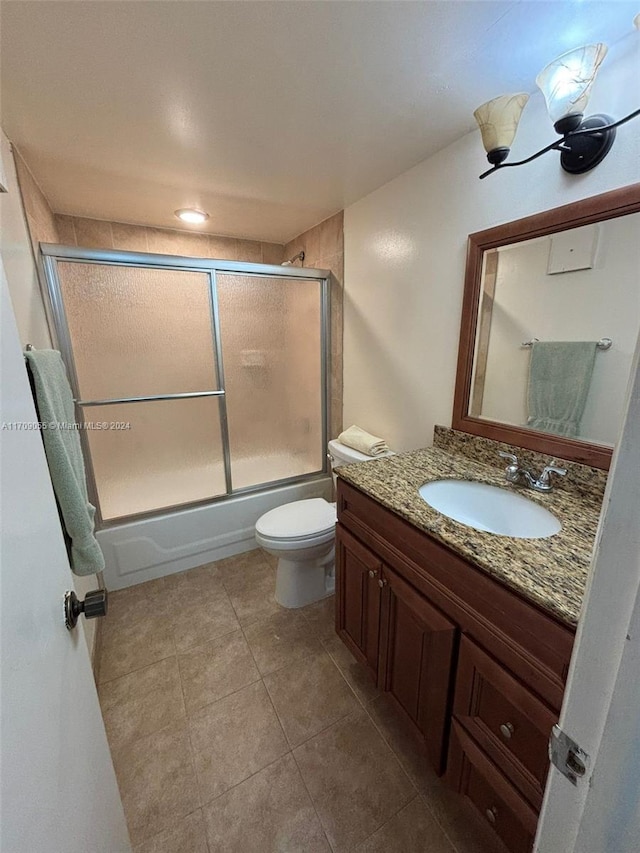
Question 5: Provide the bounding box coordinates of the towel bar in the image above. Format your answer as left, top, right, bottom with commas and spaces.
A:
521, 337, 612, 351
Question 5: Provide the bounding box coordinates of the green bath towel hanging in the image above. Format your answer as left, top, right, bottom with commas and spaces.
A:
25, 349, 105, 576
526, 341, 598, 438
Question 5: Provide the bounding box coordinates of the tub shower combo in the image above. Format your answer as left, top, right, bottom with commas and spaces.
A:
41, 245, 332, 589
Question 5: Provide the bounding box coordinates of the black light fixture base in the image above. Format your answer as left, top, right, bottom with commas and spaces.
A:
486, 147, 510, 166
560, 114, 616, 175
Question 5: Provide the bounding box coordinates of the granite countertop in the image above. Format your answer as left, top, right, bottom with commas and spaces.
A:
336, 446, 604, 626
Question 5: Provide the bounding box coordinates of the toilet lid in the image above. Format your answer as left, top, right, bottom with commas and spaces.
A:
256, 498, 337, 540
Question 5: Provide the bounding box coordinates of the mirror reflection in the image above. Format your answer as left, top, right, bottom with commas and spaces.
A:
468, 213, 640, 447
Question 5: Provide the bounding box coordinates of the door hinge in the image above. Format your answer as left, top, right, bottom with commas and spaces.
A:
549, 725, 589, 786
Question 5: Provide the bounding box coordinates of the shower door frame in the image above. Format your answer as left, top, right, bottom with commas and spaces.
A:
40, 244, 331, 528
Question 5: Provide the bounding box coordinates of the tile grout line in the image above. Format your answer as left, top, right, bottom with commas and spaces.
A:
415, 792, 462, 853
359, 697, 420, 795
320, 640, 379, 711
351, 794, 426, 853
289, 743, 337, 853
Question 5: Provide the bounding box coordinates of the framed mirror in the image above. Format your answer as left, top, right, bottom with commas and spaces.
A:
453, 183, 640, 470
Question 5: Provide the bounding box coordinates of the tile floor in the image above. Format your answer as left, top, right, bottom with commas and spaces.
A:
97, 549, 508, 853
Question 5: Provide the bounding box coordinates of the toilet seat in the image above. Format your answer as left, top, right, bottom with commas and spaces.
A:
255, 498, 337, 542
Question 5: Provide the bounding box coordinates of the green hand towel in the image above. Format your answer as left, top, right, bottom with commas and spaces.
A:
25, 350, 105, 576
526, 341, 598, 438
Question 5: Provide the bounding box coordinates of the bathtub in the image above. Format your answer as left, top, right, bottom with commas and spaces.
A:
97, 471, 332, 590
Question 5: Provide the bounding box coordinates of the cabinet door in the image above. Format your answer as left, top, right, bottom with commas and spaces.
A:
335, 524, 382, 678
379, 563, 457, 774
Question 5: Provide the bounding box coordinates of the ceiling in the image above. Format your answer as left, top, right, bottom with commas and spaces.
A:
1, 1, 637, 243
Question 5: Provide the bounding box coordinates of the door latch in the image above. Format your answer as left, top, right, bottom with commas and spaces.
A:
549, 725, 589, 786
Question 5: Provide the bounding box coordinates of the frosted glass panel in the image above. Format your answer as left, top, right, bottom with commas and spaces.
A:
57, 262, 217, 400
217, 274, 323, 490
84, 397, 226, 519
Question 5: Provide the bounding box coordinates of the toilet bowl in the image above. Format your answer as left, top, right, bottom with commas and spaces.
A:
255, 439, 394, 608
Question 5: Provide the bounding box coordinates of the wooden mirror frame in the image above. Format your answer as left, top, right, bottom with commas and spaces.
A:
452, 182, 640, 470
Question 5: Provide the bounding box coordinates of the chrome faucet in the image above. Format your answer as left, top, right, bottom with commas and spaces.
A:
498, 452, 567, 492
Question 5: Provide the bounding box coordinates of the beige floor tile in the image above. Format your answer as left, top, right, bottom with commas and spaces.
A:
112, 721, 199, 847
244, 609, 323, 676
188, 681, 288, 803
293, 710, 415, 851
355, 796, 455, 852
169, 585, 240, 653
99, 657, 185, 750
107, 579, 170, 624
203, 754, 330, 853
264, 649, 358, 746
215, 549, 271, 585
99, 610, 175, 683
163, 563, 220, 595
321, 634, 381, 705
178, 630, 260, 714
133, 809, 208, 853
224, 565, 282, 627
301, 595, 336, 640
365, 692, 435, 791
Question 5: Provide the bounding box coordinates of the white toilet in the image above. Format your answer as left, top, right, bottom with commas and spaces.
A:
255, 439, 392, 608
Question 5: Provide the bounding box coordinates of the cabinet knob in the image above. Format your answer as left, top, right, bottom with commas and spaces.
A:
485, 806, 498, 825
499, 722, 515, 740
378, 578, 387, 588
368, 569, 378, 578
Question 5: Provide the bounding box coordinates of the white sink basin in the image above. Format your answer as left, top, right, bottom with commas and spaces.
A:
418, 479, 561, 539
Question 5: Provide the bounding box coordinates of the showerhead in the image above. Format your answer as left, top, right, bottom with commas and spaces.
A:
281, 250, 305, 267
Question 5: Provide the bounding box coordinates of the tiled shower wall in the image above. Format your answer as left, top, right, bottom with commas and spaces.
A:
54, 214, 285, 266
13, 150, 60, 248
284, 211, 344, 439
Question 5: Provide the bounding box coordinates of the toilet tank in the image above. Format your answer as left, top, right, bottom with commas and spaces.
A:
327, 439, 394, 484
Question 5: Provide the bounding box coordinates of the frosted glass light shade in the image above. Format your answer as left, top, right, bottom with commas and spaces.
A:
473, 93, 529, 153
536, 44, 607, 125
634, 12, 640, 29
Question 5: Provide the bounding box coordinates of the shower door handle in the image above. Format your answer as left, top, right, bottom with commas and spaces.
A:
64, 588, 108, 630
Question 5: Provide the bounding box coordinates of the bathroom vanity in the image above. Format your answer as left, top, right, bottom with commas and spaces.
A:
334, 434, 604, 853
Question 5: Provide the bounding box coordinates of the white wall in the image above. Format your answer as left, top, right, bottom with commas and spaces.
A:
343, 38, 640, 452
480, 217, 640, 445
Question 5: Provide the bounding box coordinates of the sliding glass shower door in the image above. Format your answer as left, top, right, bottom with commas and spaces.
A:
43, 250, 328, 524
217, 273, 324, 490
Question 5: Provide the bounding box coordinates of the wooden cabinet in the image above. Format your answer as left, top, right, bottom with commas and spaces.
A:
378, 563, 457, 774
336, 478, 575, 853
336, 526, 456, 773
335, 525, 381, 679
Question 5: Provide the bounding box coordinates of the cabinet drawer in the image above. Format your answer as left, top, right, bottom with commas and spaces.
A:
454, 636, 556, 808
448, 721, 537, 853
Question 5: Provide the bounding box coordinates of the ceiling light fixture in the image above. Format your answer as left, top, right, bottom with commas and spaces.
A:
475, 31, 640, 180
175, 208, 209, 224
